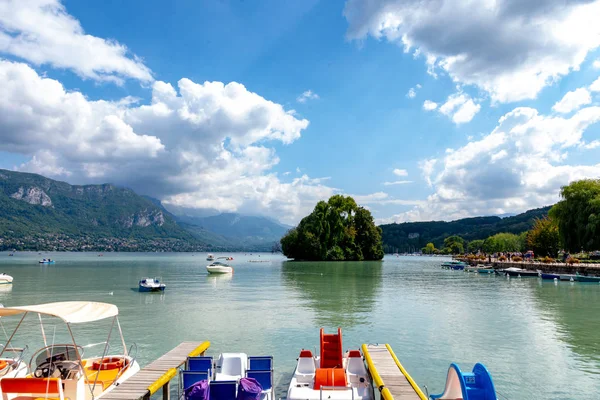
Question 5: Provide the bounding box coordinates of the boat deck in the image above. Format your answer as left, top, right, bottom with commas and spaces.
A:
102, 341, 209, 400
362, 344, 426, 400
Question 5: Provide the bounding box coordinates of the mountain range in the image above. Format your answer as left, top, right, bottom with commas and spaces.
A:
0, 169, 551, 252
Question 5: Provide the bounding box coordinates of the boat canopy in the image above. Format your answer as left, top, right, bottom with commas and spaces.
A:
0, 301, 118, 324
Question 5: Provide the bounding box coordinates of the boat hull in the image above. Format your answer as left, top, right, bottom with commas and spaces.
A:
138, 285, 166, 292
540, 273, 560, 280
576, 275, 600, 283
505, 270, 538, 277
207, 266, 233, 274
559, 274, 576, 281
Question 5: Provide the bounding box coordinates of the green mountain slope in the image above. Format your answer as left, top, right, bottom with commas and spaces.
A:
0, 169, 200, 251
380, 206, 551, 252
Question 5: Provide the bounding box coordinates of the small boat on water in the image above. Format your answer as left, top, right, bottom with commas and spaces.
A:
207, 254, 215, 261
576, 274, 600, 283
560, 274, 577, 281
0, 301, 140, 399
476, 265, 495, 274
501, 267, 538, 277
180, 353, 274, 400
538, 271, 560, 280
38, 258, 55, 264
429, 363, 497, 400
207, 257, 234, 274
441, 261, 466, 270
286, 328, 374, 400
138, 277, 166, 292
0, 274, 12, 285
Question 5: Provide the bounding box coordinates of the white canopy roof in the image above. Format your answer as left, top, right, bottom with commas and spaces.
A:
0, 301, 118, 324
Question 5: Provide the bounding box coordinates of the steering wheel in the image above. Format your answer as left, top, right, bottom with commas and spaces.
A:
33, 360, 57, 378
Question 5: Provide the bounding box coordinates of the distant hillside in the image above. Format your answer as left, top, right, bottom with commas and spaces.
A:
380, 206, 551, 252
170, 210, 291, 251
0, 169, 201, 251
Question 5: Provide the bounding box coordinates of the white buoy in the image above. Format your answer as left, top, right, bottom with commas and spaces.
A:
108, 291, 114, 295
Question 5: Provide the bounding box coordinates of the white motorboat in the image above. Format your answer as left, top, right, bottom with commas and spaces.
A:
0, 301, 140, 399
287, 328, 374, 400
207, 258, 233, 274
207, 254, 215, 261
138, 277, 166, 292
0, 274, 12, 285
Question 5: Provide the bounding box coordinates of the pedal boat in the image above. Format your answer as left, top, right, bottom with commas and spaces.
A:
0, 301, 140, 400
287, 328, 374, 400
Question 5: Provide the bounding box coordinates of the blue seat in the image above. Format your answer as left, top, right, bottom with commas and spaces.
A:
187, 356, 213, 372
209, 380, 237, 400
248, 356, 272, 371
181, 369, 211, 390
247, 370, 272, 391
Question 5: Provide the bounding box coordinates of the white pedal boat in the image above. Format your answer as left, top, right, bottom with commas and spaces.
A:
287, 329, 374, 400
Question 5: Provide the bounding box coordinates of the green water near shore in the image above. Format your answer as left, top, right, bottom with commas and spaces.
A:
0, 252, 599, 399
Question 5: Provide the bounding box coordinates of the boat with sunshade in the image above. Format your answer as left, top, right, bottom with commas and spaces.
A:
0, 301, 140, 399
286, 328, 374, 400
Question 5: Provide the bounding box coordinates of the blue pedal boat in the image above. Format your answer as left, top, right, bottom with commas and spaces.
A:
138, 277, 166, 292
430, 363, 497, 400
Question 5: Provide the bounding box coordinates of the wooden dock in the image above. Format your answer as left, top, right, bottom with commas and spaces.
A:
362, 344, 427, 400
102, 341, 210, 400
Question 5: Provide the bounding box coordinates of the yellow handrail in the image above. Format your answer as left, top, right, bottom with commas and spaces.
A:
385, 344, 428, 400
188, 341, 211, 357
361, 344, 394, 400
147, 367, 177, 395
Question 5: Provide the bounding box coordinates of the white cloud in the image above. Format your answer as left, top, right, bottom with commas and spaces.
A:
552, 88, 592, 113
591, 77, 600, 92
594, 60, 600, 69
393, 168, 408, 177
419, 159, 437, 187
439, 92, 480, 124
386, 105, 600, 222
406, 84, 421, 99
383, 180, 412, 186
582, 140, 600, 149
0, 60, 332, 224
0, 0, 152, 84
344, 0, 600, 103
423, 100, 438, 111
297, 90, 319, 103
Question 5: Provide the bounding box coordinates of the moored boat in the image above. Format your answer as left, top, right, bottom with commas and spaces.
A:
207, 257, 234, 274
501, 267, 538, 277
207, 254, 215, 261
475, 265, 494, 274
38, 259, 55, 264
576, 274, 600, 283
560, 274, 577, 281
286, 328, 374, 400
538, 271, 560, 280
441, 261, 466, 270
0, 301, 140, 399
138, 277, 166, 292
0, 274, 12, 285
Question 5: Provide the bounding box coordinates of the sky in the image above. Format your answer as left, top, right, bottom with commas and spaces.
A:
1, 0, 600, 225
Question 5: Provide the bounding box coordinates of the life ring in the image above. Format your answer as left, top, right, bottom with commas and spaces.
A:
0, 360, 7, 370
92, 357, 125, 370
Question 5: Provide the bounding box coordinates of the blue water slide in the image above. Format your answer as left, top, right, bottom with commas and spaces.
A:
430, 363, 497, 400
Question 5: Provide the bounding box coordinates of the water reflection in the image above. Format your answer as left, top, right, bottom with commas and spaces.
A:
207, 274, 233, 289
281, 261, 382, 327
533, 281, 600, 364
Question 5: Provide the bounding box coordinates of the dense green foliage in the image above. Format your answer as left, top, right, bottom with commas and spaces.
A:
281, 195, 384, 261
526, 217, 560, 257
482, 232, 524, 253
443, 235, 464, 254
550, 179, 600, 252
381, 206, 551, 252
468, 239, 485, 252
421, 242, 436, 254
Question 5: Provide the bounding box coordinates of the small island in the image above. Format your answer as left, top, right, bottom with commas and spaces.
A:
280, 195, 384, 261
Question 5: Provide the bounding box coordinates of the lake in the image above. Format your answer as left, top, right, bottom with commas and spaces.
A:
0, 252, 598, 399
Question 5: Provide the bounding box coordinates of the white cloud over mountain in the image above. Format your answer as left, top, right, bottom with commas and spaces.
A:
0, 59, 335, 224
0, 0, 152, 84
344, 0, 600, 103
385, 105, 600, 223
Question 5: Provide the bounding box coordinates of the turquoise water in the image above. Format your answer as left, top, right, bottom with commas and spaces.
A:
0, 252, 599, 399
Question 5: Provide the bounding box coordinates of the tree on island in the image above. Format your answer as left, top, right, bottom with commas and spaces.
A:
280, 195, 384, 261
550, 179, 600, 252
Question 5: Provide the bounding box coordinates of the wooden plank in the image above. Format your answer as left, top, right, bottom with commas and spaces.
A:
103, 341, 205, 400
364, 344, 422, 400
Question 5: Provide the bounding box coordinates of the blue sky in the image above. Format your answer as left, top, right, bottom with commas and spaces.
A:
1, 0, 600, 224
